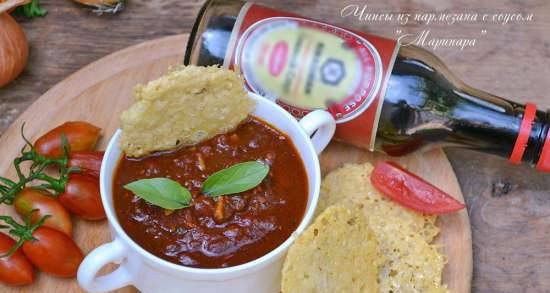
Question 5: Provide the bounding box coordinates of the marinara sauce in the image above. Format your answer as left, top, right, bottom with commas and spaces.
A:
113, 117, 308, 268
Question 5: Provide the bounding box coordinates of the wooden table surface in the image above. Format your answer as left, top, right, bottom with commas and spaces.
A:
1, 0, 549, 292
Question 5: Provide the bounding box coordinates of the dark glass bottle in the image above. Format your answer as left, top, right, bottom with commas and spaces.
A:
184, 0, 550, 170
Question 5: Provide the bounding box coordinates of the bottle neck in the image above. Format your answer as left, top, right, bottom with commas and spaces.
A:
379, 46, 550, 168
449, 86, 550, 166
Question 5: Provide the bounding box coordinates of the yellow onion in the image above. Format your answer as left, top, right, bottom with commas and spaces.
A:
0, 13, 28, 88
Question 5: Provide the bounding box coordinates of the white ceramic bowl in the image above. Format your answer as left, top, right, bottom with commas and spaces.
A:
77, 93, 336, 293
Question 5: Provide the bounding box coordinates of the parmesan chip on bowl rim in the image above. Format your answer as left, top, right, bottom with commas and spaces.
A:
120, 65, 254, 157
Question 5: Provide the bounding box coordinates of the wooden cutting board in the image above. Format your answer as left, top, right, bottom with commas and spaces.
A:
0, 34, 472, 293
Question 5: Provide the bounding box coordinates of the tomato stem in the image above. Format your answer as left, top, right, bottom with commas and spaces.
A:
0, 212, 47, 257
34, 173, 66, 194
0, 177, 16, 187
13, 151, 35, 182
0, 129, 72, 204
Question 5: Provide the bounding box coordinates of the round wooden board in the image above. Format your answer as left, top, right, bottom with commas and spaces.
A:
0, 34, 472, 293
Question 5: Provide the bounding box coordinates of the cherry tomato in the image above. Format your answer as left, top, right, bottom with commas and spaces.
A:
371, 161, 465, 215
68, 151, 104, 178
59, 174, 105, 221
35, 121, 101, 158
0, 233, 34, 286
22, 227, 83, 278
14, 188, 72, 236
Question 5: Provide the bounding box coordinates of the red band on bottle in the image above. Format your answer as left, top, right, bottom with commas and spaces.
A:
536, 124, 550, 172
509, 103, 537, 165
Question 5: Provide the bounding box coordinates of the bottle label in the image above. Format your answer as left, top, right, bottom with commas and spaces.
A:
225, 3, 399, 150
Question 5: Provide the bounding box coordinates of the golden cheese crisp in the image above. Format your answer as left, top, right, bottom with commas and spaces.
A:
282, 205, 382, 293
317, 163, 438, 242
120, 65, 254, 157
318, 163, 448, 293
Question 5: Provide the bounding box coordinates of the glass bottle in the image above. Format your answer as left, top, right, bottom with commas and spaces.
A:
184, 0, 550, 171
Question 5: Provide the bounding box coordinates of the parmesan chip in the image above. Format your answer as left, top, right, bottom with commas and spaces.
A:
120, 66, 254, 157
282, 205, 382, 293
318, 163, 448, 293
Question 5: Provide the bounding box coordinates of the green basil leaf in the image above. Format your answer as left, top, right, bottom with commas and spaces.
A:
202, 161, 269, 197
124, 178, 191, 210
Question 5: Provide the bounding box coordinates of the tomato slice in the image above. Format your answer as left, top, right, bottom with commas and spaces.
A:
370, 161, 465, 215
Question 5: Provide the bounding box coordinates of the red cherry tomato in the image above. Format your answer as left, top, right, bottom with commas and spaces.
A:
35, 121, 101, 159
68, 151, 104, 178
371, 161, 466, 215
22, 227, 83, 278
59, 174, 105, 221
14, 188, 72, 236
0, 233, 34, 286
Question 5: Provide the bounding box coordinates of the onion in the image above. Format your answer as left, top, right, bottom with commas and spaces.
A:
0, 13, 28, 88
0, 0, 31, 14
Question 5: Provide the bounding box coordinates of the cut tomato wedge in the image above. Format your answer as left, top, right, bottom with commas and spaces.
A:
371, 161, 465, 215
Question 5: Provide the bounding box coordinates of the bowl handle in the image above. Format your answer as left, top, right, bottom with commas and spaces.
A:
299, 110, 336, 154
77, 238, 132, 293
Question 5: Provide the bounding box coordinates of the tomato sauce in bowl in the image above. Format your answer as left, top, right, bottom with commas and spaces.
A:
112, 117, 308, 268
